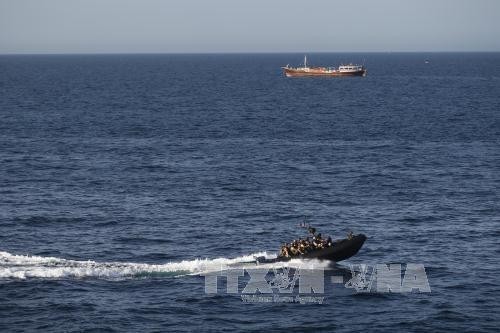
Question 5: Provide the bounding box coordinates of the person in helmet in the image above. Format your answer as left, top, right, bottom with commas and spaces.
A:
308, 226, 317, 237
280, 243, 290, 257
313, 233, 323, 249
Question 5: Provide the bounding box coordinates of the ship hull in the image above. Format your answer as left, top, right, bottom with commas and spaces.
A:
283, 68, 366, 77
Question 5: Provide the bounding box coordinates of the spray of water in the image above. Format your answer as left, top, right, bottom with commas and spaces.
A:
0, 251, 330, 280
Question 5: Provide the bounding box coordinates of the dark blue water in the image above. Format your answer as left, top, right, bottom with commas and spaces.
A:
1, 53, 499, 332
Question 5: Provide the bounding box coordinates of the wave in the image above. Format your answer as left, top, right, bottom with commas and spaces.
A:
0, 251, 330, 280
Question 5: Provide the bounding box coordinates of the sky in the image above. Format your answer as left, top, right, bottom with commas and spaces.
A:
1, 0, 499, 54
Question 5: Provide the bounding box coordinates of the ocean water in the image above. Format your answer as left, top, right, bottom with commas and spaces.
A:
0, 53, 499, 332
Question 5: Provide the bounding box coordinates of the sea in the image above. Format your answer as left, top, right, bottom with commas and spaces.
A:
0, 53, 499, 332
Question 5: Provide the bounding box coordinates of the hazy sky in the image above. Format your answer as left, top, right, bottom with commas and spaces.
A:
1, 0, 499, 54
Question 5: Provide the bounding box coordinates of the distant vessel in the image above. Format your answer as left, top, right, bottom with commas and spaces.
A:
282, 55, 367, 77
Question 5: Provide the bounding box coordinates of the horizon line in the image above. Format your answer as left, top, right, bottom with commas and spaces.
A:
1, 50, 500, 56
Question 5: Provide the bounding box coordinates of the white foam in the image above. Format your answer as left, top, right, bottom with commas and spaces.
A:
0, 251, 331, 280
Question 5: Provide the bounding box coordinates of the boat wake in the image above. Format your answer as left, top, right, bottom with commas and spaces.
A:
0, 251, 331, 280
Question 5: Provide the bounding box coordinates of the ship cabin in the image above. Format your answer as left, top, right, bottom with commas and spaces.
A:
338, 64, 364, 72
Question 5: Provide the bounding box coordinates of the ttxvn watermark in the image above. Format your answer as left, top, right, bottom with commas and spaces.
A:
202, 263, 430, 304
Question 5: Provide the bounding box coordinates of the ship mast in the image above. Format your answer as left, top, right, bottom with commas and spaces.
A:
304, 55, 307, 68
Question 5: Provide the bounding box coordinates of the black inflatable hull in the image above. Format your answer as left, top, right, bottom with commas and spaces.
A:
256, 234, 367, 264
